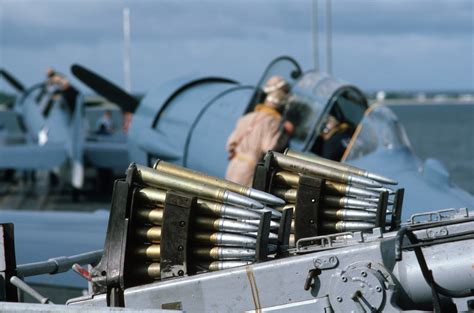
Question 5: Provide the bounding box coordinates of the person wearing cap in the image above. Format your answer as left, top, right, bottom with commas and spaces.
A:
225, 76, 293, 186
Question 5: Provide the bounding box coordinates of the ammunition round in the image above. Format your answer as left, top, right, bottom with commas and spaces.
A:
323, 195, 378, 209
136, 245, 161, 260
135, 164, 264, 209
136, 208, 163, 225
240, 219, 280, 230
154, 160, 284, 205
272, 152, 382, 188
273, 171, 300, 188
136, 226, 162, 243
271, 187, 297, 203
197, 199, 262, 220
200, 261, 252, 271
134, 263, 161, 279
136, 187, 167, 205
193, 247, 256, 260
321, 221, 375, 232
321, 209, 377, 221
192, 232, 257, 247
285, 149, 397, 185
195, 217, 259, 233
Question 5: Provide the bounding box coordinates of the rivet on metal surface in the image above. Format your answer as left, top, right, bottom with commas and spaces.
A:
178, 270, 184, 276
178, 245, 184, 251
336, 296, 343, 302
341, 276, 348, 282
361, 271, 367, 277
376, 286, 382, 293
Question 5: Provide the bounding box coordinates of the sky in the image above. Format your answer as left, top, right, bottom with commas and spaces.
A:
0, 0, 473, 94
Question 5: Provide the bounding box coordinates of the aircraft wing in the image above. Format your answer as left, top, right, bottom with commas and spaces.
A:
83, 141, 130, 169
0, 143, 68, 169
347, 148, 474, 219
0, 110, 26, 143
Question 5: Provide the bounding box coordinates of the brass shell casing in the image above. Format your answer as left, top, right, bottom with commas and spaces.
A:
285, 149, 366, 177
153, 160, 249, 197
135, 187, 167, 206
136, 208, 164, 225
136, 244, 161, 260
272, 152, 351, 184
273, 171, 300, 188
271, 187, 297, 203
136, 226, 162, 243
135, 164, 227, 203
134, 263, 161, 279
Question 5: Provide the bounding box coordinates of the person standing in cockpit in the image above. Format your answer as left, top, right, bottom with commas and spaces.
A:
225, 76, 294, 186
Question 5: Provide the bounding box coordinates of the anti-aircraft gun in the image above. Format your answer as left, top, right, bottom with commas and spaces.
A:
1, 152, 473, 312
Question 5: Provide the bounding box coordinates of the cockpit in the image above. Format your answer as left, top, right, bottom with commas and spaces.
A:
341, 105, 413, 162
285, 71, 367, 161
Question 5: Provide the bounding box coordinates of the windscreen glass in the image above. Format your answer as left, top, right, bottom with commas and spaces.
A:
343, 105, 412, 161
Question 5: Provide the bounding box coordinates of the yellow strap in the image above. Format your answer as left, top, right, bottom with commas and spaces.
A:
322, 123, 350, 140
235, 153, 257, 165
254, 104, 281, 120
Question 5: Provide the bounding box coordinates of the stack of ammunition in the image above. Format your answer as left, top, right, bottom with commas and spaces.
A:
253, 150, 400, 245
132, 162, 284, 276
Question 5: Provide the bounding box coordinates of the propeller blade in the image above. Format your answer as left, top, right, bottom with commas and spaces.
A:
0, 68, 26, 92
71, 64, 139, 113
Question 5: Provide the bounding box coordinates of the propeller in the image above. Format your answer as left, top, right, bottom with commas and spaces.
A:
0, 68, 26, 92
71, 64, 139, 113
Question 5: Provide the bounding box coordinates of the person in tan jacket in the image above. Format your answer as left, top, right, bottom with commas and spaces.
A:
225, 76, 293, 186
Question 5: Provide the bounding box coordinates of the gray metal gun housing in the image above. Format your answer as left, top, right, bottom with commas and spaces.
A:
67, 208, 474, 312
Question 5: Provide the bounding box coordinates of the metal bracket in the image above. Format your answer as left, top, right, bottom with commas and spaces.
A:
295, 232, 353, 254
295, 175, 324, 240
160, 191, 195, 279
313, 256, 339, 270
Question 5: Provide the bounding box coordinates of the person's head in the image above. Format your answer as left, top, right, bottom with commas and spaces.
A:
263, 76, 290, 94
264, 89, 288, 110
323, 115, 341, 133
46, 67, 55, 78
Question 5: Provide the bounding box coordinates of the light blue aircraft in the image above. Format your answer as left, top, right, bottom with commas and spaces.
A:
2, 56, 473, 302
0, 70, 85, 188
72, 56, 474, 215
0, 69, 130, 189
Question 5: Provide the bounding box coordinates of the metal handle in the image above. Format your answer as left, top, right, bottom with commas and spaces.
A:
10, 276, 54, 304
304, 268, 321, 291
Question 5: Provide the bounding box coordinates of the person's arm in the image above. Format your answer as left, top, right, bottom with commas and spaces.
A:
226, 117, 248, 160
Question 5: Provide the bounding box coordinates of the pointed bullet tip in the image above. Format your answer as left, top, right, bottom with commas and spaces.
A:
248, 188, 286, 205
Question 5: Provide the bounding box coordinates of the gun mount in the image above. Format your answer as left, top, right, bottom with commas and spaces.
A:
66, 207, 473, 312
1, 157, 473, 312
